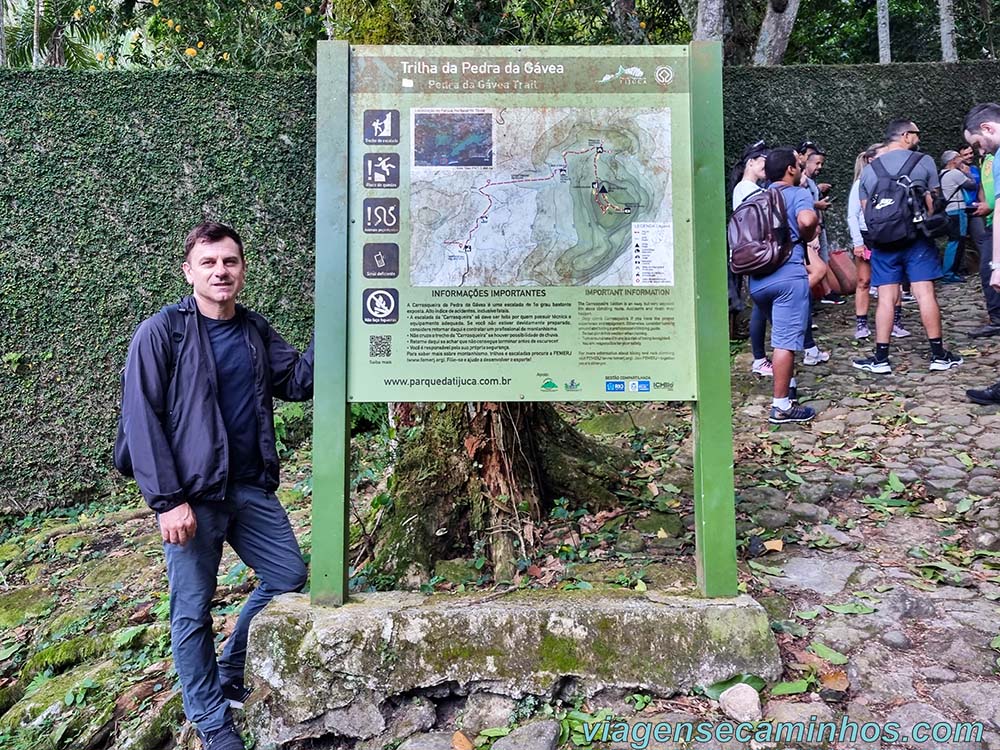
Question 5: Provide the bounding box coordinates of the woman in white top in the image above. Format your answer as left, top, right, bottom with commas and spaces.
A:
730, 141, 771, 375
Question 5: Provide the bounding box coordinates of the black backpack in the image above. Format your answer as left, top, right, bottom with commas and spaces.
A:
727, 186, 793, 277
113, 304, 269, 478
863, 151, 924, 248
113, 306, 185, 477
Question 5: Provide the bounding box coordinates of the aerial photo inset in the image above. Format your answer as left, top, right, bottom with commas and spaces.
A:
413, 110, 494, 168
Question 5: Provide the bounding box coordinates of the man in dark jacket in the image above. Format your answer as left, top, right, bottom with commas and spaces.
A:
119, 222, 314, 750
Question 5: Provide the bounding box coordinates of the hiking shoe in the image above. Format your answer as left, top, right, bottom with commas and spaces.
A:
853, 356, 892, 374
803, 348, 831, 366
969, 323, 1000, 338
751, 359, 774, 377
967, 382, 1000, 405
222, 681, 252, 709
198, 719, 246, 750
901, 291, 916, 303
891, 323, 911, 338
769, 404, 816, 424
820, 293, 845, 305
855, 320, 871, 339
929, 351, 963, 371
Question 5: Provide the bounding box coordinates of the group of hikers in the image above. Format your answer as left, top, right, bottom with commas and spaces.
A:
728, 104, 1000, 424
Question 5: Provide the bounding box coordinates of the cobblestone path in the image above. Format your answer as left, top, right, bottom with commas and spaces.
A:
730, 277, 1000, 747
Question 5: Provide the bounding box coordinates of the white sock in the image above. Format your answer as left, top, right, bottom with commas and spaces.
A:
773, 397, 792, 411
805, 346, 819, 358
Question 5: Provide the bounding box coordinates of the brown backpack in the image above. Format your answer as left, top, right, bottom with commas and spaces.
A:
727, 186, 793, 277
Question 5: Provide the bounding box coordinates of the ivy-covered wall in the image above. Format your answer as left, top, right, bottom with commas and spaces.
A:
0, 71, 316, 512
2, 61, 997, 512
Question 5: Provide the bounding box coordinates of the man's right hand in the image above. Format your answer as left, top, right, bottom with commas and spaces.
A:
159, 503, 197, 545
853, 245, 867, 258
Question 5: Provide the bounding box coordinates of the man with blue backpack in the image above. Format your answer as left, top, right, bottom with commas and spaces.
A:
853, 119, 963, 375
116, 221, 314, 750
728, 147, 819, 424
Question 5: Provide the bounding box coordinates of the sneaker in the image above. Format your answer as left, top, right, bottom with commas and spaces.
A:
929, 351, 963, 371
820, 293, 845, 305
751, 359, 774, 377
222, 681, 253, 709
967, 382, 1000, 405
769, 404, 817, 424
803, 348, 831, 366
901, 291, 916, 303
969, 323, 1000, 338
198, 719, 246, 750
855, 320, 871, 339
853, 355, 892, 374
891, 323, 911, 338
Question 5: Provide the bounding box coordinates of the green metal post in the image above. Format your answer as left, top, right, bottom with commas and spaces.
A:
689, 41, 738, 597
311, 40, 352, 606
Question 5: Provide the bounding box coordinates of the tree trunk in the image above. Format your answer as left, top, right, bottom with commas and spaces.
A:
676, 0, 697, 34
939, 0, 957, 61
694, 0, 724, 40
609, 0, 647, 44
0, 0, 6, 67
752, 0, 802, 66
32, 0, 42, 68
877, 0, 891, 63
369, 402, 628, 586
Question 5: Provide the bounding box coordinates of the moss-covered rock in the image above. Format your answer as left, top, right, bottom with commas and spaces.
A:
80, 551, 158, 588
0, 659, 118, 741
21, 634, 112, 682
634, 511, 684, 537
0, 540, 23, 564
0, 585, 55, 630
433, 558, 478, 585
53, 532, 94, 556
248, 590, 781, 748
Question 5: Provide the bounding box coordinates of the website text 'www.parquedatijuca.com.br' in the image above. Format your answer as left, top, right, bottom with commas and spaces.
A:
582, 715, 984, 750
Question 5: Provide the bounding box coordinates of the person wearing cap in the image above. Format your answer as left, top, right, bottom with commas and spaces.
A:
939, 149, 978, 283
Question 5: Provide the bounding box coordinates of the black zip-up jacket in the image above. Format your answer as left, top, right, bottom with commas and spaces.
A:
121, 295, 314, 513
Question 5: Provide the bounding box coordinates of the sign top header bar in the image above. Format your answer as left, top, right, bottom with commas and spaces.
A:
345, 44, 690, 95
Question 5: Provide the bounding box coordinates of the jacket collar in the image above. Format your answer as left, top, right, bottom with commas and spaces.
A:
177, 295, 248, 321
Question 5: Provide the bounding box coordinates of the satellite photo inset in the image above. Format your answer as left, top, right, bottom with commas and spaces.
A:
413, 110, 494, 168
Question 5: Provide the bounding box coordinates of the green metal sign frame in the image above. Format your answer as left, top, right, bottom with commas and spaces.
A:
312, 40, 735, 605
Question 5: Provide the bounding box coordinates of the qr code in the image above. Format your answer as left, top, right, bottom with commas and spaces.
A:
369, 335, 392, 358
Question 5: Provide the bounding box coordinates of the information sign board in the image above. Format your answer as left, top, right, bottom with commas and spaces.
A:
347, 46, 697, 402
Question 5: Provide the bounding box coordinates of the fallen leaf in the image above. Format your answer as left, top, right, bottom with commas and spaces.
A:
656, 528, 668, 538
763, 539, 784, 552
819, 669, 849, 691
647, 482, 660, 497
451, 731, 474, 750
808, 641, 849, 665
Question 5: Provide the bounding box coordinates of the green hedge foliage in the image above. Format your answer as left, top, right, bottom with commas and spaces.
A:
0, 71, 316, 512
3, 61, 998, 511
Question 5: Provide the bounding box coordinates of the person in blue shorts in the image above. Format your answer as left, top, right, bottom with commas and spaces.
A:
853, 119, 963, 375
749, 147, 819, 424
964, 103, 1000, 403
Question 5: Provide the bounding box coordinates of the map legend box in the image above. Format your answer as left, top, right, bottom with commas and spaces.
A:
363, 153, 400, 188
363, 243, 399, 278
363, 110, 400, 145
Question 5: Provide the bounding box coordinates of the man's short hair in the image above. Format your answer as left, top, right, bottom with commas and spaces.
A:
885, 118, 916, 142
184, 222, 245, 260
806, 150, 826, 160
964, 103, 1000, 134
765, 147, 798, 183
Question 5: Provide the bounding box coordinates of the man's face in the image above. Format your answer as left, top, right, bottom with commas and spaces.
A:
965, 122, 1000, 155
903, 123, 921, 151
805, 154, 824, 177
959, 146, 975, 165
182, 237, 246, 309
